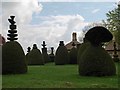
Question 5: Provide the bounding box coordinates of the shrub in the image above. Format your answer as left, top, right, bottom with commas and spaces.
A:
2, 41, 27, 74
69, 47, 77, 64
55, 41, 69, 65
49, 47, 55, 62
79, 43, 116, 76
77, 42, 90, 64
27, 44, 44, 65
42, 48, 50, 63
85, 26, 113, 46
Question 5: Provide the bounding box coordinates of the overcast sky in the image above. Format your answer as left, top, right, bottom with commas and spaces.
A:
1, 0, 119, 53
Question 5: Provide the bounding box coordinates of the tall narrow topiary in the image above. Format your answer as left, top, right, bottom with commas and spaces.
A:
27, 44, 44, 65
49, 47, 55, 62
55, 41, 69, 65
41, 41, 50, 63
78, 26, 116, 76
2, 16, 27, 74
69, 42, 77, 64
25, 47, 31, 64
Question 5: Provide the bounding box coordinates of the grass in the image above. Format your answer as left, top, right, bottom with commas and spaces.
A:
2, 63, 119, 88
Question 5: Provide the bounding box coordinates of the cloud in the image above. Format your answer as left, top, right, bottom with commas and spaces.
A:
18, 15, 88, 53
92, 9, 100, 14
1, 1, 88, 53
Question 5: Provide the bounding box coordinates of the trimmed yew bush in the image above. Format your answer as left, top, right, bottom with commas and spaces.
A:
2, 41, 27, 74
27, 44, 44, 65
2, 16, 27, 74
42, 48, 50, 63
55, 41, 69, 65
85, 26, 113, 46
79, 44, 116, 76
69, 47, 77, 64
77, 42, 90, 64
78, 26, 116, 76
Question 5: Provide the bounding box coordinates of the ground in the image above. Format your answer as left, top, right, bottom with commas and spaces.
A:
2, 63, 119, 89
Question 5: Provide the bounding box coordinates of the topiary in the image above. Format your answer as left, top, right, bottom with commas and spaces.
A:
78, 26, 116, 76
27, 44, 44, 65
69, 42, 77, 64
85, 26, 113, 46
49, 47, 55, 62
25, 47, 31, 64
2, 41, 27, 74
55, 41, 69, 65
79, 44, 116, 76
77, 41, 90, 64
41, 41, 50, 63
2, 16, 27, 74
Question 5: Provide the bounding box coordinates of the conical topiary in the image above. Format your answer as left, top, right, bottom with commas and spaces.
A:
78, 26, 116, 76
69, 42, 77, 64
41, 41, 50, 63
2, 16, 27, 74
49, 47, 55, 62
2, 41, 27, 74
55, 41, 69, 65
27, 44, 44, 65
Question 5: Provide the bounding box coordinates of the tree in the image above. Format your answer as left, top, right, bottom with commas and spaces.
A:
103, 2, 120, 45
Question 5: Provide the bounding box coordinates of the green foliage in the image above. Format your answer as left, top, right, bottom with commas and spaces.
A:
27, 48, 44, 65
69, 47, 77, 64
77, 42, 90, 64
104, 4, 120, 45
79, 43, 116, 76
2, 41, 27, 74
42, 48, 51, 63
55, 44, 69, 65
85, 26, 113, 46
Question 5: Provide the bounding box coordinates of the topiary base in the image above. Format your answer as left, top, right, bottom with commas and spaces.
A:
79, 44, 116, 76
2, 41, 27, 74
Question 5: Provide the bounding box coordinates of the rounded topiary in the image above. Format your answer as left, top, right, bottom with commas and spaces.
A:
79, 43, 116, 76
77, 41, 90, 64
55, 41, 69, 65
27, 44, 44, 65
69, 42, 77, 64
85, 26, 113, 46
78, 26, 116, 76
2, 41, 27, 74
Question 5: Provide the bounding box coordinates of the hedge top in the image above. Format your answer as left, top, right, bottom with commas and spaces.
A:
85, 26, 113, 46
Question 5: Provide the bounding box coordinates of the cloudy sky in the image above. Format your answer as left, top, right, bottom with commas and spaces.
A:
1, 0, 119, 53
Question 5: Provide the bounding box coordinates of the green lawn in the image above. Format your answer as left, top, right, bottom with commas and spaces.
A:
2, 63, 119, 88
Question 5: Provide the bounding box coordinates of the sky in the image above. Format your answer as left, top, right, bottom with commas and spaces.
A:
1, 0, 119, 53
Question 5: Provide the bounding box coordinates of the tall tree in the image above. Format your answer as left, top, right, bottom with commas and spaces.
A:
103, 2, 120, 45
